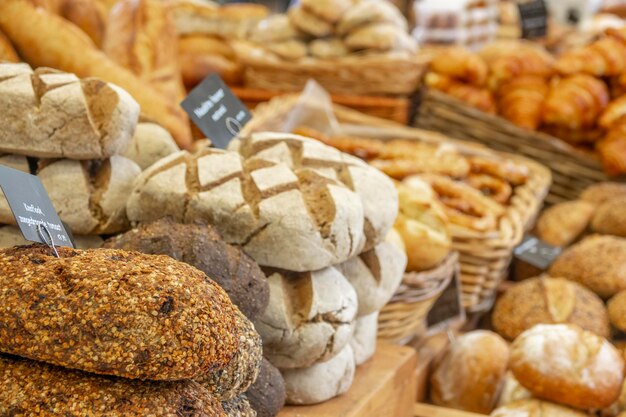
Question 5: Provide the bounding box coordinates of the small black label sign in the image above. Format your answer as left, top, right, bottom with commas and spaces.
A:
514, 235, 561, 271
0, 165, 74, 248
427, 269, 465, 331
181, 74, 252, 149
518, 0, 548, 39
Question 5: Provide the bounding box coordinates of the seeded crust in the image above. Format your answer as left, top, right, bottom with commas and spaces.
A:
196, 309, 263, 401
591, 196, 626, 238
104, 217, 269, 319
222, 395, 256, 417
0, 354, 227, 416
0, 244, 240, 380
246, 358, 286, 417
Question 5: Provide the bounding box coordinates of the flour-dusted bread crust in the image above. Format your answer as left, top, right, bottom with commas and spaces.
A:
121, 122, 179, 170
127, 147, 365, 271
103, 217, 269, 319
0, 63, 138, 159
0, 245, 242, 381
492, 277, 610, 340
247, 358, 286, 417
337, 241, 406, 316
255, 267, 357, 369
510, 324, 624, 409
497, 373, 533, 407
0, 153, 30, 225
349, 312, 378, 366
0, 355, 227, 417
233, 132, 397, 251
39, 156, 141, 235
282, 344, 356, 405
430, 330, 510, 414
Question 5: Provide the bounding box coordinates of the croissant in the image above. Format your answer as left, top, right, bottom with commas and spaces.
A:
430, 46, 488, 86
599, 94, 626, 129
479, 41, 554, 88
426, 73, 496, 114
555, 36, 626, 76
598, 121, 626, 175
496, 76, 549, 130
542, 75, 609, 130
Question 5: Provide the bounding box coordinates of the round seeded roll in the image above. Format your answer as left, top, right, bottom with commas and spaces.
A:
430, 331, 510, 414
549, 235, 626, 298
491, 399, 589, 417
580, 182, 626, 204
0, 354, 227, 416
282, 344, 356, 405
195, 309, 262, 401
510, 324, 624, 409
246, 358, 286, 417
608, 291, 626, 333
535, 200, 594, 247
591, 196, 626, 238
0, 245, 241, 381
492, 276, 610, 340
104, 217, 269, 319
222, 395, 255, 417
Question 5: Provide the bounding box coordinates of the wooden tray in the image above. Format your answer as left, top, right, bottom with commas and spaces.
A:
279, 343, 418, 417
414, 403, 485, 417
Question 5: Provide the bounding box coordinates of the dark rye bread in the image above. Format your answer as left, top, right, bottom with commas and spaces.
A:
222, 395, 256, 417
104, 217, 269, 319
246, 358, 286, 417
0, 354, 227, 417
0, 244, 240, 380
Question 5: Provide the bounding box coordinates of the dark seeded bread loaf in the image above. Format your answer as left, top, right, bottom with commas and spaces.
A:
0, 354, 227, 417
222, 394, 256, 417
246, 358, 286, 417
0, 244, 240, 380
104, 217, 269, 319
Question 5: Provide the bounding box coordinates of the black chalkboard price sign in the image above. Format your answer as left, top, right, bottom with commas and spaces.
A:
181, 74, 252, 149
518, 0, 548, 39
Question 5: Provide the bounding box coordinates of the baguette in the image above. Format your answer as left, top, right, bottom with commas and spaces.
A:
61, 0, 107, 47
0, 64, 139, 159
0, 29, 18, 62
0, 0, 192, 149
103, 0, 186, 104
0, 245, 241, 380
0, 354, 227, 417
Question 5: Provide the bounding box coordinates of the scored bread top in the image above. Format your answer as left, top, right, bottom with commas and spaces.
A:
0, 245, 240, 381
0, 63, 139, 159
0, 354, 227, 417
127, 145, 366, 271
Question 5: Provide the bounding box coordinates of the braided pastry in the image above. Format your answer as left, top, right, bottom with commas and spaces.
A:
496, 76, 549, 130
469, 157, 529, 186
466, 174, 512, 205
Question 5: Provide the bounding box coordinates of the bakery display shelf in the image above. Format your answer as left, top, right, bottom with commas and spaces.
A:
279, 343, 418, 417
414, 88, 611, 205
232, 86, 415, 124
414, 403, 485, 417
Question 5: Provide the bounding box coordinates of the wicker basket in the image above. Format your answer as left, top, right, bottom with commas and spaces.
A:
415, 88, 610, 205
234, 42, 429, 97
245, 95, 551, 313
378, 252, 458, 345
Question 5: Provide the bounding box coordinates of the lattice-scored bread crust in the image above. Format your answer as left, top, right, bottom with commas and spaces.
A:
127, 146, 365, 271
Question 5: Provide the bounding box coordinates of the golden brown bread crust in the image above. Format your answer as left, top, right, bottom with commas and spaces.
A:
608, 291, 626, 333
60, 0, 107, 47
0, 244, 240, 380
0, 28, 18, 62
549, 235, 626, 298
0, 0, 192, 149
591, 196, 626, 237
497, 76, 549, 130
103, 0, 186, 104
430, 330, 509, 414
0, 354, 228, 416
492, 399, 589, 417
492, 277, 610, 340
430, 47, 488, 86
556, 36, 626, 77
510, 324, 624, 410
581, 182, 626, 204
535, 200, 594, 247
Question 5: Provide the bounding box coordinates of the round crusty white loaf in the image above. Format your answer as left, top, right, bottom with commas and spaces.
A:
0, 63, 139, 159
255, 266, 357, 369
349, 311, 378, 366
231, 132, 398, 252
337, 241, 406, 316
282, 344, 356, 405
121, 122, 179, 170
126, 147, 365, 271
39, 156, 141, 235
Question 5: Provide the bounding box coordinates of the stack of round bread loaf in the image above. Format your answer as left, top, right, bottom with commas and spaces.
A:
0, 62, 179, 248
0, 244, 264, 416
127, 132, 406, 405
247, 0, 416, 62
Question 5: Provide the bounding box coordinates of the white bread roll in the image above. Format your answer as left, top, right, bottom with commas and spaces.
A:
121, 122, 179, 170
349, 312, 378, 366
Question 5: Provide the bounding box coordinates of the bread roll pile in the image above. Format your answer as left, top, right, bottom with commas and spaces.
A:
126, 132, 405, 405
245, 0, 416, 63
0, 244, 264, 416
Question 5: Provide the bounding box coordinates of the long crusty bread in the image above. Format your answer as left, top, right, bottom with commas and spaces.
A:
103, 0, 186, 104
0, 0, 192, 149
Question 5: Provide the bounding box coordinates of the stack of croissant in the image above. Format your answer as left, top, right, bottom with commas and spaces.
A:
426, 33, 626, 175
